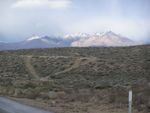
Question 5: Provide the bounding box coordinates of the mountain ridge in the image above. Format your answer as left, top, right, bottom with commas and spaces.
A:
0, 31, 143, 50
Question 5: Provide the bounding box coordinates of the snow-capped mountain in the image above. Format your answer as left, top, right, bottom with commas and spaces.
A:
71, 31, 139, 47
20, 35, 69, 49
0, 31, 144, 50
0, 36, 68, 50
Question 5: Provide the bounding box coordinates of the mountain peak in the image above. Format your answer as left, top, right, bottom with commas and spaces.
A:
103, 31, 117, 36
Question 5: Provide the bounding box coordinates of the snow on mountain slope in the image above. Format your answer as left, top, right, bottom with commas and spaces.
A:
64, 33, 89, 41
26, 35, 41, 41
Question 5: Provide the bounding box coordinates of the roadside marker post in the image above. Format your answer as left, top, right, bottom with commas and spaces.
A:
128, 90, 132, 113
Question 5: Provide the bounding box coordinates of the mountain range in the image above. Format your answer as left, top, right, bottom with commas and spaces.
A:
0, 31, 143, 50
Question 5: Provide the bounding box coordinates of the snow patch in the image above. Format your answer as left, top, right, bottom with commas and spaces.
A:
27, 36, 41, 41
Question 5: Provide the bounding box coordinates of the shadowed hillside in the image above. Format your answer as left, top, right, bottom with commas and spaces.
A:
0, 45, 150, 113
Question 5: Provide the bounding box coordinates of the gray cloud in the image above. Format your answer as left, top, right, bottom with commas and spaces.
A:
0, 0, 150, 42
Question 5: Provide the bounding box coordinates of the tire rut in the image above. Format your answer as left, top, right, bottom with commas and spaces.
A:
21, 55, 40, 79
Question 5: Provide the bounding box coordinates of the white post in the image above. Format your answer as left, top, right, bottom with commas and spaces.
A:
128, 90, 132, 113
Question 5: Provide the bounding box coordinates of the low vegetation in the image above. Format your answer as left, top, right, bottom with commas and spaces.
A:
0, 45, 150, 113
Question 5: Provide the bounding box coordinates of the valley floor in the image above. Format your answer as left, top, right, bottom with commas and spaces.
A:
0, 45, 149, 113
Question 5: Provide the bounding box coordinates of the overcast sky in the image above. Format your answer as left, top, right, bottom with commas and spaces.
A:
0, 0, 150, 42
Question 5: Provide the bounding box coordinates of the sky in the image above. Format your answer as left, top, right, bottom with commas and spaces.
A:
0, 0, 150, 42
